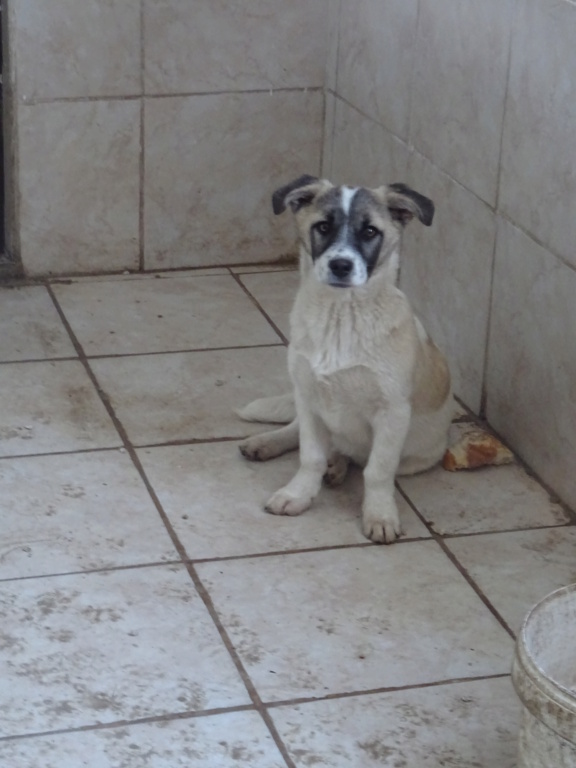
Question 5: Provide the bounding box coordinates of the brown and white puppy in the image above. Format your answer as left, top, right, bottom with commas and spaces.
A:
238, 175, 452, 543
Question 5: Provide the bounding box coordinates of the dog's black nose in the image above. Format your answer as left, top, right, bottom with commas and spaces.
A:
329, 258, 353, 279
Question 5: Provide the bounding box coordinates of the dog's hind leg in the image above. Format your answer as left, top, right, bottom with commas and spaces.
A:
323, 454, 350, 487
236, 393, 295, 424
239, 419, 299, 462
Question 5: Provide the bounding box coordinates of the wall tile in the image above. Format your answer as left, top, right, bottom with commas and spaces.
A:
410, 0, 513, 206
13, 0, 141, 99
400, 152, 496, 412
321, 91, 337, 179
144, 0, 331, 94
486, 219, 576, 512
18, 101, 140, 276
324, 1, 342, 95
144, 91, 323, 269
337, 0, 418, 139
330, 99, 409, 188
499, 0, 576, 267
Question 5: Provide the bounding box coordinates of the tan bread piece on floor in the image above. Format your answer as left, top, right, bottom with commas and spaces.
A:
442, 426, 514, 471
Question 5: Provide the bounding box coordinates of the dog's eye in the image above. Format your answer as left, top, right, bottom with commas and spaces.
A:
315, 221, 331, 235
362, 225, 380, 240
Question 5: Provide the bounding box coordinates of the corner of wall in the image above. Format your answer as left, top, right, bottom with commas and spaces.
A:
1, 0, 23, 279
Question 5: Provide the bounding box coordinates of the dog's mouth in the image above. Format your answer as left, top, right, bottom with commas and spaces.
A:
326, 276, 353, 288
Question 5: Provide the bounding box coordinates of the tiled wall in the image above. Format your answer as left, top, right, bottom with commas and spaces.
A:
324, 0, 576, 512
6, 0, 331, 275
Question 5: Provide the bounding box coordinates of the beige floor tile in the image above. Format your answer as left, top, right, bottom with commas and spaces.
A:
196, 544, 513, 702
238, 271, 299, 340
0, 286, 76, 362
53, 274, 281, 356
0, 711, 287, 767
0, 450, 178, 579
138, 443, 429, 560
398, 462, 569, 536
272, 677, 519, 768
91, 346, 289, 445
0, 565, 249, 737
447, 527, 576, 634
0, 360, 120, 457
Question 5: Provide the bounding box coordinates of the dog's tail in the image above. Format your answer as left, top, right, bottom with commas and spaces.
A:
236, 393, 295, 424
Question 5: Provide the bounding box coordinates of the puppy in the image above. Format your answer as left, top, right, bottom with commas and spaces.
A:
238, 175, 452, 544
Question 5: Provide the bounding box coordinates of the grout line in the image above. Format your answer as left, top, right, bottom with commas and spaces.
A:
85, 342, 284, 361
396, 484, 517, 640
138, 0, 145, 271
231, 267, 297, 275
135, 435, 260, 450
230, 271, 290, 346
186, 536, 432, 566
0, 538, 432, 586
493, 0, 518, 216
140, 0, 146, 95
322, 0, 342, 178
0, 355, 79, 365
436, 521, 575, 541
46, 283, 297, 768
187, 568, 298, 768
0, 671, 512, 745
138, 93, 145, 272
138, 86, 323, 100
21, 86, 323, 107
319, 87, 327, 179
479, 0, 518, 417
0, 261, 296, 287
21, 94, 142, 105
0, 703, 256, 744
0, 559, 183, 585
7, 518, 575, 586
405, 0, 423, 149
0, 445, 125, 462
478, 218, 499, 418
134, 438, 262, 451
332, 0, 343, 110
265, 672, 512, 710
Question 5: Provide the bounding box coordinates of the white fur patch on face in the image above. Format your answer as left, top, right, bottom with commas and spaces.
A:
340, 186, 358, 214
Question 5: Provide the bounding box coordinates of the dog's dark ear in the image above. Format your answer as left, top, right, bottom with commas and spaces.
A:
272, 174, 320, 215
386, 183, 435, 227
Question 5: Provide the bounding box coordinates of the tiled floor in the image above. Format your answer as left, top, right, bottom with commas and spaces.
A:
1, 266, 574, 767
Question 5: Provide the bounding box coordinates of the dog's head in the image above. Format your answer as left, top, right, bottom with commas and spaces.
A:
272, 175, 434, 288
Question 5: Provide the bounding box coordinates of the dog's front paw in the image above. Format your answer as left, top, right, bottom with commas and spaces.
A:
239, 436, 274, 462
362, 498, 402, 544
265, 488, 312, 517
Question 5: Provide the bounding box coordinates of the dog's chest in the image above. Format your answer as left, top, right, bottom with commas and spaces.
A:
291, 353, 388, 416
